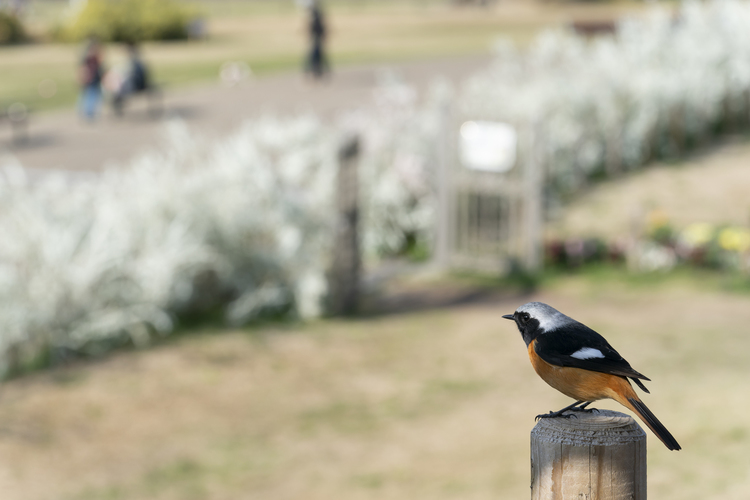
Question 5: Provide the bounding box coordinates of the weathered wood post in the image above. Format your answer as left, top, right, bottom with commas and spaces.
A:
531, 410, 647, 500
328, 134, 361, 316
434, 101, 454, 270
604, 126, 623, 177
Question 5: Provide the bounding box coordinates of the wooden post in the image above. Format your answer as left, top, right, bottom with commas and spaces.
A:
328, 134, 361, 316
434, 101, 454, 269
605, 126, 622, 177
530, 409, 647, 500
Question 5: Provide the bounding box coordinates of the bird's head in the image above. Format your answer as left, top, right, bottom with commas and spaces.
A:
502, 301, 573, 346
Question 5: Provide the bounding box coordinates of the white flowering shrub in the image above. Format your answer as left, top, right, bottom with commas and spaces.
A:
0, 117, 339, 373
346, 78, 452, 256
461, 0, 750, 197
0, 86, 450, 373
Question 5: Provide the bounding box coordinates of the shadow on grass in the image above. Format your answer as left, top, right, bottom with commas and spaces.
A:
360, 266, 539, 318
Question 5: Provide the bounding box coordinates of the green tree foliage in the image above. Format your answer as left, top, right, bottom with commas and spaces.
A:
0, 10, 25, 44
60, 0, 194, 42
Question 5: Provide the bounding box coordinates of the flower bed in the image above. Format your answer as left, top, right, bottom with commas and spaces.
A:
546, 218, 750, 275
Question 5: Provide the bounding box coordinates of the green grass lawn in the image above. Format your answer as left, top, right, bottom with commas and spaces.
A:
0, 269, 748, 500
1, 0, 651, 113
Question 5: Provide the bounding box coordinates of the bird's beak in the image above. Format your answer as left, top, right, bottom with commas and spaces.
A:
502, 314, 515, 320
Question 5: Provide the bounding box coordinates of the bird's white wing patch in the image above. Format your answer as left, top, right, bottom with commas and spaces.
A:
570, 347, 605, 360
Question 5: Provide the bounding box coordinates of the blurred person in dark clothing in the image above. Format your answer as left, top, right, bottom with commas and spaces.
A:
305, 1, 329, 80
78, 37, 104, 121
111, 42, 151, 116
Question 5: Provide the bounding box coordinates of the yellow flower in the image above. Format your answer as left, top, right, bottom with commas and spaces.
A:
647, 209, 669, 232
718, 227, 750, 253
681, 223, 714, 247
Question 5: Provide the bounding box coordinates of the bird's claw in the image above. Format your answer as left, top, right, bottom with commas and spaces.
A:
568, 407, 599, 414
535, 411, 577, 421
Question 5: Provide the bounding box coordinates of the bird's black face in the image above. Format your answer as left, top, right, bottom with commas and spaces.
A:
502, 311, 540, 346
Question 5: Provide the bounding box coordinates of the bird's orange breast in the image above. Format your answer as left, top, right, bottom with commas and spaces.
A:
528, 339, 632, 403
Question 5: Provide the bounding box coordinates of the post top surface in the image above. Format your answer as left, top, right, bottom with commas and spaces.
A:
542, 409, 635, 429
531, 409, 646, 446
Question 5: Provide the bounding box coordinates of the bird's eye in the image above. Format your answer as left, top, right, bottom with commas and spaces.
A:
519, 313, 530, 325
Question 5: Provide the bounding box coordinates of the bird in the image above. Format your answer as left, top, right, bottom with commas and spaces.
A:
503, 301, 681, 451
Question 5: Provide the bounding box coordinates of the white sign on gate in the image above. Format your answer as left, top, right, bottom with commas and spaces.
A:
459, 121, 517, 173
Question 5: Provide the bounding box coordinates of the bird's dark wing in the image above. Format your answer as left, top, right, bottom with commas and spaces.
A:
533, 322, 651, 382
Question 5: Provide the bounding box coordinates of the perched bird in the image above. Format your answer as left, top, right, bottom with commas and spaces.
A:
503, 301, 681, 451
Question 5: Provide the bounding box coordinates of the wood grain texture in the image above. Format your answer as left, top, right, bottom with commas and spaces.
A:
531, 410, 647, 500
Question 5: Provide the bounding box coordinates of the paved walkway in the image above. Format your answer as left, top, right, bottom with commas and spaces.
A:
1, 55, 490, 173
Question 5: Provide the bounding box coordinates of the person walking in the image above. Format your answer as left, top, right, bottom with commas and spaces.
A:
305, 1, 329, 80
78, 37, 104, 121
111, 42, 150, 116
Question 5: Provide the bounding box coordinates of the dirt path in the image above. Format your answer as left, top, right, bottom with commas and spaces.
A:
0, 56, 489, 173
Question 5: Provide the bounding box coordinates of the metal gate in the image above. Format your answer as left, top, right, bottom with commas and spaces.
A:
434, 115, 543, 274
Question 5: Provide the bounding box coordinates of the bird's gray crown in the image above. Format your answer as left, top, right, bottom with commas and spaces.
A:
516, 302, 575, 332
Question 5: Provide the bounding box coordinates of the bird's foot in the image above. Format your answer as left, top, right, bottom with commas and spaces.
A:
567, 406, 599, 414
535, 401, 599, 421
535, 410, 577, 421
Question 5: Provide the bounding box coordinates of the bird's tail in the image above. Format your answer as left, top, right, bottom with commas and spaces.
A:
621, 395, 681, 451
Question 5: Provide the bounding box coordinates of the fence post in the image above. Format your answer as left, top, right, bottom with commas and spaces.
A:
434, 101, 454, 270
328, 134, 361, 316
605, 126, 623, 177
530, 409, 647, 500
